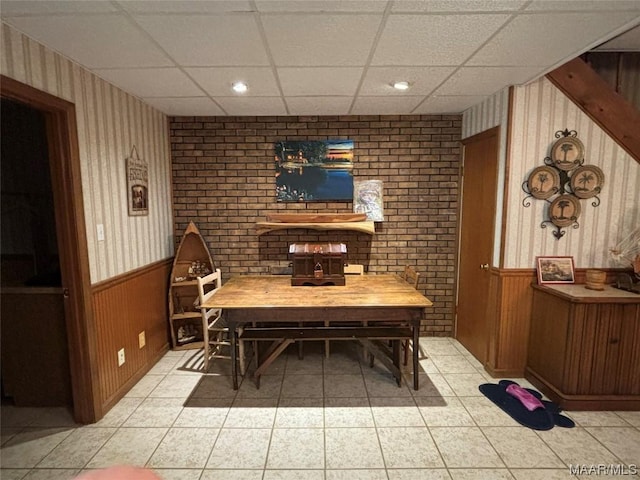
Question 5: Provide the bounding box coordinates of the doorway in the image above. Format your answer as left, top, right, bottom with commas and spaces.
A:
1, 75, 98, 423
1, 98, 72, 406
456, 127, 500, 364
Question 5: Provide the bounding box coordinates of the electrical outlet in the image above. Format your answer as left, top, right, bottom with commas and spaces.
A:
138, 331, 146, 349
117, 348, 125, 366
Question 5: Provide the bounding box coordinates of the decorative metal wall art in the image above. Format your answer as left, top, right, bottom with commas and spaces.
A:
522, 129, 604, 240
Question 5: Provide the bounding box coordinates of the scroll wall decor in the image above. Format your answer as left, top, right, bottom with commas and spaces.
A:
522, 129, 604, 240
126, 146, 148, 216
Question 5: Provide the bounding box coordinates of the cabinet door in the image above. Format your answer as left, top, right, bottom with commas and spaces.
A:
565, 303, 640, 395
616, 304, 640, 395
528, 290, 570, 389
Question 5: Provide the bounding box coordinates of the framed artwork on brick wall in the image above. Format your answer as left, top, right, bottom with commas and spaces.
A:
354, 179, 384, 221
126, 146, 148, 216
274, 140, 354, 202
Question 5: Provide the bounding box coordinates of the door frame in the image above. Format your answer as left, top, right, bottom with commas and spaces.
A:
455, 126, 501, 362
1, 75, 99, 423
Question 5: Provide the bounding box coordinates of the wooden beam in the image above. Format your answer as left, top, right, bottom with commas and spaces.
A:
546, 57, 640, 164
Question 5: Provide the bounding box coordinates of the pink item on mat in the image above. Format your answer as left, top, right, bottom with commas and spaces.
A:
505, 383, 545, 411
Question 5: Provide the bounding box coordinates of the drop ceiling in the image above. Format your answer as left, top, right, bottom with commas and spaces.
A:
2, 1, 640, 116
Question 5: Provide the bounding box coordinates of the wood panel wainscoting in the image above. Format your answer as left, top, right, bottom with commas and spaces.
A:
91, 258, 172, 415
485, 268, 536, 378
483, 267, 625, 379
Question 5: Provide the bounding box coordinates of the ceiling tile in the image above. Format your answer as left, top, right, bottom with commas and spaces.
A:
470, 12, 640, 66
142, 97, 225, 116
434, 66, 543, 96
286, 97, 353, 115
413, 95, 488, 114
256, 1, 388, 12
215, 97, 287, 116
360, 66, 456, 96
186, 67, 280, 96
3, 3, 639, 117
118, 1, 253, 13
133, 14, 269, 66
392, 0, 527, 12
372, 14, 510, 66
278, 67, 363, 96
351, 95, 424, 115
94, 68, 203, 98
261, 13, 381, 66
525, 1, 640, 11
1, 1, 117, 15
5, 14, 173, 68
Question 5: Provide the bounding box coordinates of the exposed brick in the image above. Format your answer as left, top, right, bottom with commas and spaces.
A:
170, 115, 461, 336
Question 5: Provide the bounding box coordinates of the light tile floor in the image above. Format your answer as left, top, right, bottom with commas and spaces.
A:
1, 337, 639, 479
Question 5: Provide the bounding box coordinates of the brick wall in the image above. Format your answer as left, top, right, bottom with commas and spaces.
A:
170, 115, 461, 336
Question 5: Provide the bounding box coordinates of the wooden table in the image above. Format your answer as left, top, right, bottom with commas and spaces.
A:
202, 274, 433, 390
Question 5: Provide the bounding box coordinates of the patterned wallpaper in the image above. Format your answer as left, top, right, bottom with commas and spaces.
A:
505, 76, 639, 269
462, 78, 639, 270
1, 22, 174, 283
462, 88, 510, 267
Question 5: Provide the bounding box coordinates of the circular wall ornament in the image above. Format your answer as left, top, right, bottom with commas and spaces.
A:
522, 129, 602, 240
549, 194, 581, 227
570, 165, 604, 199
527, 166, 560, 199
550, 136, 584, 171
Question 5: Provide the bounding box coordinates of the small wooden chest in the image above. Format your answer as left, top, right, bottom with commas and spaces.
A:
289, 243, 346, 286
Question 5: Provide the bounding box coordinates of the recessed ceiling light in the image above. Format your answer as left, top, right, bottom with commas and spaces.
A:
392, 81, 410, 91
232, 82, 248, 93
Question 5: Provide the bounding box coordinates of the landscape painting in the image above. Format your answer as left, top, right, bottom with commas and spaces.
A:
275, 140, 354, 202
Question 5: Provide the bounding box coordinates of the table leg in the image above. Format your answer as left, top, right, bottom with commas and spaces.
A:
230, 321, 238, 390
298, 321, 304, 359
392, 340, 401, 386
359, 339, 402, 386
254, 338, 294, 388
413, 323, 419, 390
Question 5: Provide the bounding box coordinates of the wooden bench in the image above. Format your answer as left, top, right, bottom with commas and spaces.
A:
239, 326, 412, 387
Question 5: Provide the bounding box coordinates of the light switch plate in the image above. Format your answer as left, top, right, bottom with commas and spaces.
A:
97, 224, 105, 242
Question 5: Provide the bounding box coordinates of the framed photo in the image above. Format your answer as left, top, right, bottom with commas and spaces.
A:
274, 140, 354, 202
536, 256, 575, 284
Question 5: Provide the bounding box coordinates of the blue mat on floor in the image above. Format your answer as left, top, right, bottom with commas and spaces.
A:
479, 380, 575, 430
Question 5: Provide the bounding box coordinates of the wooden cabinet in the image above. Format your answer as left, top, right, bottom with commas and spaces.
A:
169, 222, 214, 350
526, 284, 640, 410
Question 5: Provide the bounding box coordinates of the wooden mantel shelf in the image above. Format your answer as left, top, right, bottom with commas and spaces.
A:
256, 220, 375, 236
255, 213, 375, 235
